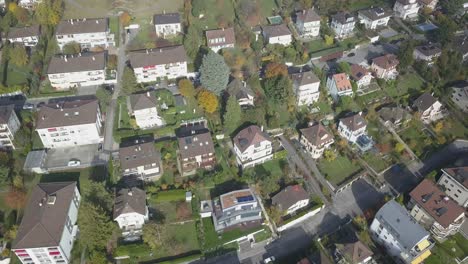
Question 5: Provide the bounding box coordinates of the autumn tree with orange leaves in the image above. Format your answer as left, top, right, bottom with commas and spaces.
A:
197, 90, 218, 113
264, 62, 288, 78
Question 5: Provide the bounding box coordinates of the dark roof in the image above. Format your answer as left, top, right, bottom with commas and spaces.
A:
0, 105, 15, 124
36, 97, 99, 129
453, 35, 468, 55
129, 92, 157, 111
272, 185, 309, 211
410, 179, 465, 228
205, 27, 236, 48
7, 25, 40, 39
332, 12, 355, 24
178, 128, 215, 160
358, 7, 392, 21
56, 18, 109, 35
154, 13, 180, 25
47, 52, 106, 74
226, 78, 254, 101
13, 182, 78, 249
233, 125, 271, 153
296, 8, 320, 23
300, 123, 333, 147
336, 241, 373, 264
415, 44, 441, 57
372, 54, 399, 69
113, 187, 147, 219
350, 64, 370, 81
291, 71, 320, 86
119, 137, 161, 171
262, 24, 291, 38
340, 114, 367, 132
128, 46, 188, 68
443, 167, 468, 189
412, 92, 438, 112
378, 107, 411, 124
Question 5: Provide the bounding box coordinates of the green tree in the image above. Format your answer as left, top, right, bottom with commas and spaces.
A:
199, 51, 230, 95
263, 75, 293, 103
398, 40, 414, 69
62, 42, 81, 55
323, 149, 336, 161
191, 0, 208, 17
395, 142, 405, 153
142, 223, 165, 250
178, 79, 196, 98
223, 96, 242, 134
9, 45, 29, 66
35, 0, 63, 26
434, 14, 457, 45
78, 203, 116, 252
121, 66, 139, 95
337, 62, 351, 74
440, 0, 463, 16
183, 25, 201, 60
83, 182, 113, 213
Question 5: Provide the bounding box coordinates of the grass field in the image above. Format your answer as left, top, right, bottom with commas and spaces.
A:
426, 233, 468, 264
362, 153, 390, 173
399, 121, 438, 158
202, 218, 264, 250
318, 155, 362, 186
386, 72, 425, 98
191, 0, 236, 30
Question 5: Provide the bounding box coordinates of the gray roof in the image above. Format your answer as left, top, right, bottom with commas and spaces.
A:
119, 137, 161, 171
226, 78, 254, 101
378, 107, 411, 124
36, 97, 99, 129
23, 150, 47, 171
339, 114, 367, 132
415, 44, 441, 57
129, 92, 157, 112
47, 52, 106, 74
178, 129, 215, 160
128, 46, 188, 68
113, 187, 147, 219
272, 185, 309, 211
233, 125, 271, 153
296, 8, 321, 23
291, 71, 320, 87
262, 24, 291, 38
154, 13, 180, 25
7, 25, 40, 39
375, 200, 429, 250
13, 182, 78, 249
332, 12, 355, 24
0, 105, 15, 124
358, 7, 392, 21
206, 27, 236, 47
56, 18, 108, 35
412, 93, 438, 112
300, 123, 333, 147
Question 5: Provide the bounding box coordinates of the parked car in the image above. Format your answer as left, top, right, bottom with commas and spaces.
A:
68, 159, 81, 167
264, 256, 275, 263
22, 103, 34, 110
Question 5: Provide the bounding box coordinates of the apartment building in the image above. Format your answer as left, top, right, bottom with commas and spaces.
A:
7, 25, 40, 46
36, 97, 103, 148
128, 92, 164, 129
413, 44, 441, 62
371, 54, 399, 80
350, 64, 372, 88
412, 93, 444, 123
338, 113, 367, 143
291, 70, 320, 106
233, 125, 273, 169
331, 12, 355, 39
119, 136, 162, 181
55, 18, 115, 50
300, 123, 334, 159
114, 187, 149, 238
438, 167, 468, 207
262, 24, 292, 46
153, 13, 181, 37
205, 27, 235, 53
272, 185, 310, 215
295, 8, 321, 38
327, 73, 353, 101
394, 0, 420, 19
358, 7, 392, 30
225, 78, 255, 107
0, 105, 20, 149
12, 182, 81, 264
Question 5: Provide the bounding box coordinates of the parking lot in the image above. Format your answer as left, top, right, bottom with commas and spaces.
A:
45, 144, 107, 171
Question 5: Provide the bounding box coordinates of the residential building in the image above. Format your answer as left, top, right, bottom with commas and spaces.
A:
350, 64, 372, 88
128, 46, 188, 83
0, 105, 20, 149
233, 125, 272, 169
370, 200, 433, 264
55, 18, 115, 50
272, 185, 309, 215
371, 54, 399, 80
338, 113, 367, 144
327, 73, 353, 101
291, 70, 320, 106
119, 136, 162, 181
212, 189, 262, 232
358, 7, 392, 30
295, 8, 321, 38
419, 0, 438, 10
299, 123, 334, 159
412, 93, 444, 123
113, 187, 149, 238
408, 179, 466, 240
262, 24, 292, 46
378, 106, 411, 128
205, 27, 235, 53
128, 92, 164, 129
18, 0, 41, 9
12, 182, 81, 264
334, 240, 373, 264
438, 167, 468, 207
394, 0, 420, 19
453, 35, 468, 61
331, 12, 355, 39
7, 25, 40, 46
153, 13, 181, 37
413, 44, 441, 62
47, 52, 107, 90
451, 82, 468, 113
225, 78, 255, 107
36, 97, 103, 148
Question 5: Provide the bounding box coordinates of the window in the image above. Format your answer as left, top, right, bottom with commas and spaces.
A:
457, 189, 461, 193
454, 194, 459, 198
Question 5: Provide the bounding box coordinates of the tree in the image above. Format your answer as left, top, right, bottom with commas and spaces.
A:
223, 96, 242, 134
78, 203, 116, 252
398, 40, 414, 69
119, 11, 131, 27
5, 188, 27, 211
11, 5, 30, 24
264, 62, 287, 78
191, 0, 208, 17
62, 42, 81, 55
178, 79, 196, 98
337, 62, 351, 74
395, 142, 405, 153
263, 75, 293, 103
143, 223, 165, 250
434, 14, 457, 45
267, 205, 283, 224
197, 89, 218, 113
199, 51, 230, 95
9, 45, 29, 66
121, 66, 139, 94
440, 0, 463, 16
35, 0, 63, 26
323, 149, 336, 161
183, 25, 201, 60
324, 35, 334, 46
83, 182, 113, 213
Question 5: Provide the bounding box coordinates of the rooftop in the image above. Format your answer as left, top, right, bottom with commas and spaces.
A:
332, 73, 352, 91
129, 92, 157, 112
56, 18, 108, 35
332, 12, 355, 24
415, 44, 442, 57
350, 64, 370, 81
47, 52, 106, 74
271, 185, 309, 211
378, 106, 411, 124
296, 8, 320, 23
358, 7, 392, 21
205, 27, 236, 47
372, 54, 399, 69
340, 113, 367, 132
119, 136, 161, 171
113, 187, 147, 219
442, 167, 468, 189
233, 125, 271, 153
7, 25, 40, 39
412, 92, 438, 112
220, 189, 256, 210
36, 97, 99, 129
226, 78, 254, 101
336, 240, 373, 264
291, 71, 320, 86
0, 105, 15, 124
300, 123, 333, 147
262, 24, 291, 37
128, 45, 188, 68
178, 128, 215, 160
154, 13, 180, 25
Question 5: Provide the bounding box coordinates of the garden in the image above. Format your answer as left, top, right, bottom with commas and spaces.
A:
426, 233, 468, 264
317, 154, 362, 187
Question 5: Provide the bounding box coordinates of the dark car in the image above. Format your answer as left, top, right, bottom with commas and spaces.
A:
347, 52, 355, 57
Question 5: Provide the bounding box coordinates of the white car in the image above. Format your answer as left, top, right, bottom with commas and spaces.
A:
67, 159, 81, 167
264, 256, 275, 263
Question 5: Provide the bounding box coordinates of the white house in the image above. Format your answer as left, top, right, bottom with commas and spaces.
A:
412, 93, 444, 123
128, 92, 164, 129
36, 97, 103, 148
394, 0, 420, 20
0, 105, 20, 150
291, 70, 320, 106
12, 182, 81, 264
18, 0, 41, 9
413, 44, 441, 62
262, 24, 292, 46
358, 7, 392, 30
371, 54, 399, 80
327, 73, 353, 101
233, 125, 273, 169
55, 18, 115, 50
113, 187, 149, 238
350, 64, 372, 88
7, 25, 40, 46
299, 123, 334, 159
438, 167, 468, 207
272, 185, 310, 215
205, 27, 235, 53
295, 8, 321, 38
119, 136, 162, 181
331, 12, 355, 39
154, 13, 181, 37
225, 78, 255, 107
338, 113, 367, 143
128, 45, 188, 83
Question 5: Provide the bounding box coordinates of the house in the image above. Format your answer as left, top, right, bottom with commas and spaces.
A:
378, 106, 411, 128
338, 113, 367, 144
393, 0, 420, 19
128, 46, 188, 83
0, 105, 20, 149
408, 179, 466, 240
358, 7, 392, 30
113, 187, 149, 238
370, 200, 433, 264
331, 12, 355, 39
119, 136, 162, 181
47, 52, 108, 90
453, 35, 468, 61
438, 167, 468, 207
262, 24, 292, 46
419, 0, 438, 10
55, 18, 115, 50
291, 70, 320, 106
295, 8, 321, 38
334, 240, 374, 264
12, 182, 81, 264
299, 123, 334, 159
212, 189, 262, 232
371, 54, 399, 80
205, 27, 235, 53
412, 93, 444, 123
128, 92, 164, 129
272, 185, 309, 215
413, 44, 441, 62
36, 97, 103, 148
225, 78, 255, 107
350, 64, 372, 88
233, 125, 272, 169
327, 73, 353, 101
18, 0, 40, 9
451, 82, 468, 113
154, 13, 181, 37
177, 120, 216, 175
7, 25, 40, 46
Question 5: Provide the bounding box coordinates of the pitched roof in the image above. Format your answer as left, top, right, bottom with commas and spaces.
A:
272, 185, 309, 211
336, 241, 373, 264
410, 179, 465, 228
415, 44, 442, 57
350, 64, 370, 81
331, 73, 352, 91
262, 24, 291, 38
47, 52, 106, 74
291, 71, 320, 86
178, 128, 215, 160
442, 167, 468, 188
372, 54, 399, 69
36, 97, 99, 129
300, 123, 333, 147
205, 27, 236, 48
129, 92, 157, 111
332, 12, 355, 24
0, 105, 15, 124
128, 46, 188, 68
233, 125, 271, 153
358, 7, 392, 21
339, 113, 367, 132
13, 182, 78, 249
453, 35, 468, 55
154, 13, 180, 25
7, 25, 40, 39
113, 187, 147, 219
296, 8, 320, 23
56, 18, 108, 35
226, 78, 254, 101
378, 107, 411, 123
412, 92, 438, 112
119, 137, 161, 171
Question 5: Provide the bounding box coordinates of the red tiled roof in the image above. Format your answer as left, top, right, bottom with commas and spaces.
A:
372, 54, 399, 69
332, 73, 352, 91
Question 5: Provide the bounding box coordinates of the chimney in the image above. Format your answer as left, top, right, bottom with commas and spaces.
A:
146, 49, 149, 54
64, 56, 68, 62
358, 111, 362, 116
92, 56, 95, 61
128, 190, 133, 196
70, 19, 74, 25
261, 125, 264, 132
222, 27, 225, 31
78, 52, 81, 57
83, 18, 86, 21
159, 49, 162, 52
147, 91, 150, 97
96, 20, 99, 24
163, 9, 166, 14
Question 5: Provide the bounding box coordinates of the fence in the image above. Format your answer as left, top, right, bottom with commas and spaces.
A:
277, 205, 325, 232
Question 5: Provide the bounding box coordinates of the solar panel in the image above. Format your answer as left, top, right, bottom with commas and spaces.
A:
237, 195, 254, 203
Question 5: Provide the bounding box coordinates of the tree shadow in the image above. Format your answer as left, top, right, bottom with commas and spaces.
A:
209, 179, 246, 198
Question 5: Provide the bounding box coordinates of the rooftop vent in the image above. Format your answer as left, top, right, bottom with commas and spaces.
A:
47, 195, 57, 205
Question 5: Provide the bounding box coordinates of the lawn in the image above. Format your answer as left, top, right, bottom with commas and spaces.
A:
118, 97, 132, 129
191, 0, 236, 30
5, 64, 30, 86
318, 154, 362, 187
386, 72, 425, 98
258, 0, 278, 20
362, 153, 390, 173
253, 229, 271, 243
305, 39, 328, 53
426, 233, 468, 264
151, 189, 186, 203
109, 16, 119, 47
399, 120, 438, 158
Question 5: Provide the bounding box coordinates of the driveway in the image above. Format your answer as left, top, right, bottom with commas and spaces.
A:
45, 144, 107, 171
